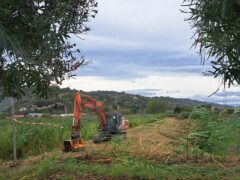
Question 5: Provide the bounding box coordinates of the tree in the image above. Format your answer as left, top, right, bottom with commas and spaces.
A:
146, 99, 167, 114
0, 0, 97, 98
182, 0, 240, 88
174, 106, 181, 114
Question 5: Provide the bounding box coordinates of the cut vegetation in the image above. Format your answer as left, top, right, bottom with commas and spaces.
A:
1, 110, 240, 179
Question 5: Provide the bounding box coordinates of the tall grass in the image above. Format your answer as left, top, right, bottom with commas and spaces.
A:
0, 117, 98, 160
3, 154, 240, 179
0, 114, 162, 160
188, 108, 240, 157
126, 114, 165, 128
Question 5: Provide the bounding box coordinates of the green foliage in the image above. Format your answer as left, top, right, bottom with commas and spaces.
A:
180, 111, 190, 119
166, 110, 175, 117
0, 117, 98, 160
2, 154, 240, 179
174, 106, 181, 114
188, 109, 240, 156
227, 108, 235, 114
0, 112, 5, 119
218, 108, 230, 119
0, 0, 97, 98
0, 119, 66, 160
189, 109, 209, 120
0, 114, 160, 160
183, 0, 240, 87
146, 99, 168, 114
36, 157, 56, 178
127, 114, 164, 128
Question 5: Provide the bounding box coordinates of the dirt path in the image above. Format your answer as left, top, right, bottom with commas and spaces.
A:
125, 117, 187, 157
127, 117, 187, 144
84, 117, 188, 159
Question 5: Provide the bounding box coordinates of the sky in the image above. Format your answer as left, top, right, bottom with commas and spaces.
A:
61, 0, 240, 106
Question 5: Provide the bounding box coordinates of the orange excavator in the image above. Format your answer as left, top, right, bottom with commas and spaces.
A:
63, 92, 128, 152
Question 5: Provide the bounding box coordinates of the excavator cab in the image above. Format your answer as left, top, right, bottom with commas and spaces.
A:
107, 113, 122, 134
93, 113, 127, 143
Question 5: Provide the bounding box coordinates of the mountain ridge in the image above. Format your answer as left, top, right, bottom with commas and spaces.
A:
0, 87, 229, 114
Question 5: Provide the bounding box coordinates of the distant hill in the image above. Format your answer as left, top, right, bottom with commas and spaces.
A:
0, 86, 228, 114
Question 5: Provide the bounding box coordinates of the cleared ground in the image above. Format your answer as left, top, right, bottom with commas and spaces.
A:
1, 117, 240, 179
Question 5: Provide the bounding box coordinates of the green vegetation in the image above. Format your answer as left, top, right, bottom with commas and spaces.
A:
183, 0, 240, 87
186, 107, 240, 157
0, 117, 97, 160
1, 148, 240, 179
180, 111, 191, 119
0, 1, 97, 98
1, 111, 240, 179
146, 99, 168, 114
0, 87, 223, 115
126, 114, 165, 128
0, 114, 162, 160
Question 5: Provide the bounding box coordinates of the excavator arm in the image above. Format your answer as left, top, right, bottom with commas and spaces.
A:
80, 94, 108, 131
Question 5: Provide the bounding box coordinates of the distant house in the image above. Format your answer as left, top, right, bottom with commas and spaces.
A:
13, 115, 25, 118
51, 114, 73, 117
234, 108, 240, 114
18, 107, 27, 112
60, 114, 74, 117
211, 107, 219, 111
30, 105, 39, 111
28, 113, 43, 118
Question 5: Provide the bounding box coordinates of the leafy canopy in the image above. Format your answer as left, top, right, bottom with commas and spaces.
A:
182, 0, 240, 87
0, 0, 97, 98
146, 99, 168, 114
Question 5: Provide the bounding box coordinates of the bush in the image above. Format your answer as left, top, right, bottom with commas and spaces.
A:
0, 113, 6, 119
226, 108, 234, 114
127, 114, 164, 128
180, 111, 190, 119
188, 109, 240, 156
218, 108, 232, 119
146, 100, 168, 114
166, 110, 175, 117
174, 106, 181, 114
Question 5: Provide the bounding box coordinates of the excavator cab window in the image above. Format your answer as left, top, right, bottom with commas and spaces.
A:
107, 113, 122, 134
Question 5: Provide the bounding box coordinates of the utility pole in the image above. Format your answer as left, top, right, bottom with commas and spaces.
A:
64, 104, 67, 114
11, 97, 17, 161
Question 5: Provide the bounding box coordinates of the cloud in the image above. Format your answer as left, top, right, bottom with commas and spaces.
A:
73, 0, 194, 53
64, 0, 240, 106
61, 73, 229, 99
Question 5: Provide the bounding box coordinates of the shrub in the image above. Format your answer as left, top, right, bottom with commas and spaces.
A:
218, 108, 231, 119
146, 100, 168, 114
174, 106, 181, 114
166, 110, 175, 117
0, 113, 6, 119
180, 111, 190, 119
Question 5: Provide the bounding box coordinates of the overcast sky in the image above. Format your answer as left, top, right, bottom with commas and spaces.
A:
61, 0, 240, 106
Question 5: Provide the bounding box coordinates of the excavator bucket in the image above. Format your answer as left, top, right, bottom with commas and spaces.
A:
63, 138, 85, 152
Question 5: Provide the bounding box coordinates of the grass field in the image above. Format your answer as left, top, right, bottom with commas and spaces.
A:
2, 152, 240, 180
0, 114, 161, 160
1, 112, 240, 179
0, 116, 97, 160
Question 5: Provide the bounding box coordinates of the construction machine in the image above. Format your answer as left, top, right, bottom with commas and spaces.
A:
63, 92, 128, 152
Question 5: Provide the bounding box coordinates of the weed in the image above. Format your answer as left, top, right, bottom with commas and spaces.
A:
187, 109, 240, 158
36, 157, 56, 178
127, 114, 164, 128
